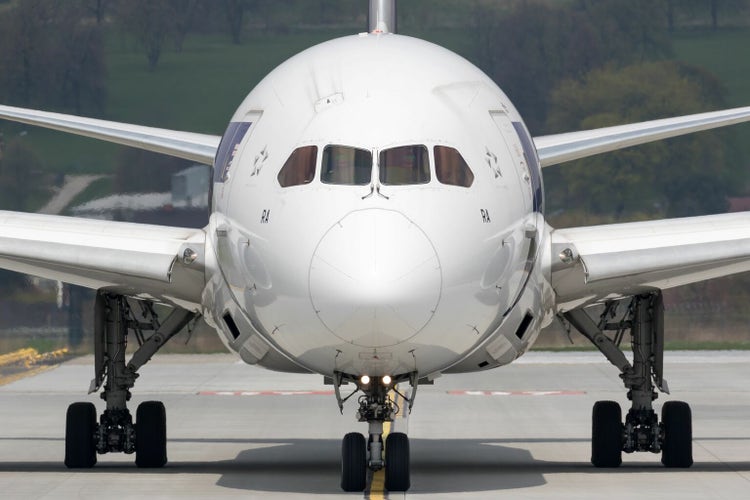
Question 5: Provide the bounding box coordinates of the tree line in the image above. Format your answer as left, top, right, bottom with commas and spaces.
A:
461, 0, 744, 221
1, 0, 749, 225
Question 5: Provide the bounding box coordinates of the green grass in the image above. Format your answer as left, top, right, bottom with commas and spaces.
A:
64, 176, 114, 212
105, 31, 354, 132
671, 28, 750, 108
4, 28, 355, 177
17, 26, 476, 179
8, 25, 750, 191
672, 28, 750, 191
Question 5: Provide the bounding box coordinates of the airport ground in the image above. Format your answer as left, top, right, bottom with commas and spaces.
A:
1, 352, 750, 499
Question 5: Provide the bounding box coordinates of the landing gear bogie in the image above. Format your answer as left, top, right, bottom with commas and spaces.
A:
565, 292, 695, 470
63, 292, 194, 469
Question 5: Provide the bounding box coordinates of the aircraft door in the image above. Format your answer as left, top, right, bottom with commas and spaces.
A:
490, 111, 534, 208
488, 111, 540, 313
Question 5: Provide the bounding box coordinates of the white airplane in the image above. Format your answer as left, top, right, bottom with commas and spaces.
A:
2, 0, 750, 492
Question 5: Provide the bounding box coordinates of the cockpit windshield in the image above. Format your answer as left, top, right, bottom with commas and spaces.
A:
321, 145, 372, 185
278, 143, 474, 189
379, 145, 430, 185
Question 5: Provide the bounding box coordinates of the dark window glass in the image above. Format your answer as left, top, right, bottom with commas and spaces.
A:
379, 145, 430, 185
435, 146, 474, 187
214, 122, 252, 182
277, 146, 317, 187
321, 145, 372, 185
512, 121, 543, 212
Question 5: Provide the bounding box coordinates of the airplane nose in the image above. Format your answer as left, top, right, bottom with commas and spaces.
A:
309, 209, 442, 348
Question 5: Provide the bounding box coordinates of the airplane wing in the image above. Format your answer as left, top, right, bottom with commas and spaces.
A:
0, 211, 206, 310
549, 212, 750, 311
534, 106, 750, 168
0, 104, 221, 165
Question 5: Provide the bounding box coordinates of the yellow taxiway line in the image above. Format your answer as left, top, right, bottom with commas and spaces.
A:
368, 419, 391, 500
368, 389, 407, 500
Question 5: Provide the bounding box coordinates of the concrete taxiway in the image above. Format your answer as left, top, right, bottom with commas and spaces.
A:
1, 351, 750, 498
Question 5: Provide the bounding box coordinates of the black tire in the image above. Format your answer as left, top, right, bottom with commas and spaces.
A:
591, 400, 622, 467
64, 402, 97, 468
385, 432, 410, 492
661, 401, 693, 468
135, 401, 167, 468
341, 432, 367, 492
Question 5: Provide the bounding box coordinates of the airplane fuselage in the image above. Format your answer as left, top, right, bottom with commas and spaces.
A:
203, 33, 555, 379
4, 2, 746, 480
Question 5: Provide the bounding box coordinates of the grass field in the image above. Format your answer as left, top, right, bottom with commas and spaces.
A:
103, 26, 475, 133
671, 28, 750, 183
21, 28, 355, 175
17, 25, 478, 178
671, 28, 750, 108
12, 25, 748, 178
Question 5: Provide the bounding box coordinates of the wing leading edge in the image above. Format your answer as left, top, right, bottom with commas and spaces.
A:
0, 104, 221, 165
0, 211, 207, 310
550, 212, 750, 311
534, 106, 750, 168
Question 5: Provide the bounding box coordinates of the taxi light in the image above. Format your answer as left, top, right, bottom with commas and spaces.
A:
360, 375, 370, 385
382, 375, 392, 386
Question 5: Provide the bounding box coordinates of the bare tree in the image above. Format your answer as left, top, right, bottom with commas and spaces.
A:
117, 0, 176, 70
171, 0, 200, 52
0, 0, 106, 113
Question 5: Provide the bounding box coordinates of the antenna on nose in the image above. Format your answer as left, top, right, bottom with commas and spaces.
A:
368, 0, 397, 34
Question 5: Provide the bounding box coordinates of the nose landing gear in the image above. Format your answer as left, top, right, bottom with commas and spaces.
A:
335, 373, 416, 492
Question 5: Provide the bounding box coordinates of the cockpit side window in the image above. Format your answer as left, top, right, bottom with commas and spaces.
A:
435, 146, 474, 187
278, 146, 317, 187
321, 145, 372, 185
379, 145, 430, 185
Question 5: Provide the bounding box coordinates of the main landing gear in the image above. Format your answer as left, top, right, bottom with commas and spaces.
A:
334, 372, 417, 492
64, 292, 195, 469
562, 292, 693, 468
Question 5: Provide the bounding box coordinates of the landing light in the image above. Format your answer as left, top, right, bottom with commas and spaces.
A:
360, 375, 371, 385
382, 375, 392, 386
